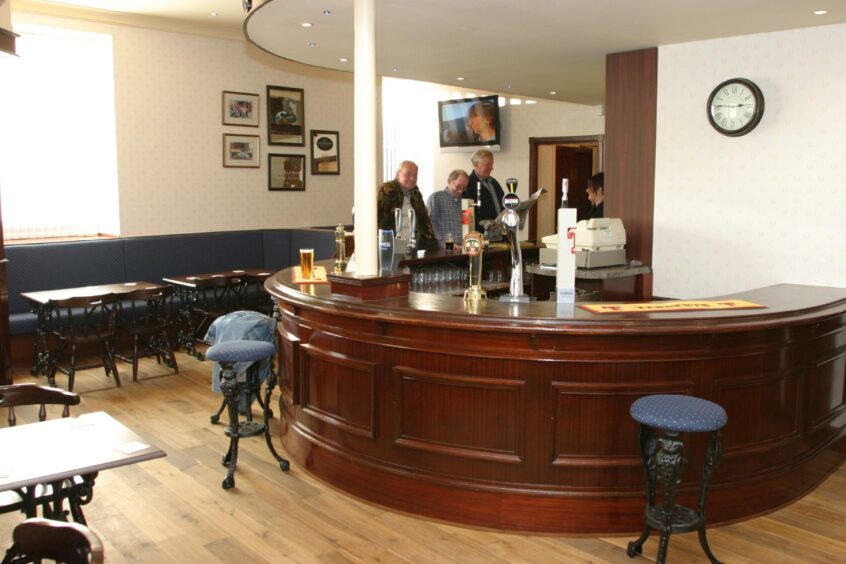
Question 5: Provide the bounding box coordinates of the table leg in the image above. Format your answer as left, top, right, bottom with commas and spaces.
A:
28, 303, 53, 377
171, 287, 201, 359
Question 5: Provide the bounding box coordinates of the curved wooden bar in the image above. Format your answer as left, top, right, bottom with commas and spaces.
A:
266, 267, 846, 534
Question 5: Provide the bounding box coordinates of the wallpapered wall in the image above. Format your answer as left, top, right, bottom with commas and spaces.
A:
14, 11, 355, 237
654, 23, 846, 298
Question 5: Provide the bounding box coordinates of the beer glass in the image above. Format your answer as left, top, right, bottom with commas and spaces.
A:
299, 248, 315, 279
444, 232, 455, 252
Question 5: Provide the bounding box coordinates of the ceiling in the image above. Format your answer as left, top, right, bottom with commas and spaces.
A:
13, 0, 846, 104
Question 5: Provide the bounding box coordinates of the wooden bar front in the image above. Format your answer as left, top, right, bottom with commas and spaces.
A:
266, 269, 846, 534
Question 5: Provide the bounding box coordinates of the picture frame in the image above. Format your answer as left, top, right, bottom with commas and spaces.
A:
268, 153, 306, 191
222, 134, 260, 168
310, 130, 340, 175
222, 91, 259, 127
267, 85, 305, 146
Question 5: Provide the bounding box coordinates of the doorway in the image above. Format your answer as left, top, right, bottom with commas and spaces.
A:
528, 135, 603, 242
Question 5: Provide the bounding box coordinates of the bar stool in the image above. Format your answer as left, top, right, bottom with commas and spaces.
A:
626, 394, 727, 564
205, 340, 290, 490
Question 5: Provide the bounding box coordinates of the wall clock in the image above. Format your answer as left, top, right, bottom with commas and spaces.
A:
707, 78, 764, 137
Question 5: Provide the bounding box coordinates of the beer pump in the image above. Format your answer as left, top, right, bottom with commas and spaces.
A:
496, 179, 546, 303
407, 208, 417, 255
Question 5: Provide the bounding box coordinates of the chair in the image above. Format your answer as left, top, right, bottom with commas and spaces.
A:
239, 272, 274, 315
205, 340, 289, 490
190, 276, 243, 354
0, 384, 93, 525
2, 517, 104, 564
48, 293, 121, 392
626, 394, 727, 564
115, 286, 178, 382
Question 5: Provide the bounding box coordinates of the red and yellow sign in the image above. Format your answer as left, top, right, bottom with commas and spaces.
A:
579, 299, 765, 314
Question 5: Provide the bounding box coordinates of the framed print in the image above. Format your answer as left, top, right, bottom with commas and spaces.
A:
222, 134, 260, 168
267, 85, 305, 146
222, 91, 259, 127
310, 130, 340, 175
269, 153, 306, 191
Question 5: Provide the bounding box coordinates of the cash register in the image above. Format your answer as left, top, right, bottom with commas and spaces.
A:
540, 218, 627, 269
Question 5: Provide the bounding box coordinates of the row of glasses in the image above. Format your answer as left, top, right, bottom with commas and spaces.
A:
411, 264, 468, 294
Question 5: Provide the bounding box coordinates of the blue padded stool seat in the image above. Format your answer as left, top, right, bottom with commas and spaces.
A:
630, 394, 727, 433
206, 339, 289, 489
205, 340, 275, 364
627, 394, 727, 564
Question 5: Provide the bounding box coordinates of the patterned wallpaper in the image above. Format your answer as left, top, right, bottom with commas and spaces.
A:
654, 23, 846, 298
13, 11, 355, 237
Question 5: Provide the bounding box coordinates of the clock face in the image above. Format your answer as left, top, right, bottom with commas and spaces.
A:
707, 78, 764, 136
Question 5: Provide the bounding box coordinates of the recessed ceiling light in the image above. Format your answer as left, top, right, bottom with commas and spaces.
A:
339, 57, 349, 63
301, 22, 313, 28
456, 77, 465, 81
814, 10, 828, 15
210, 12, 218, 17
323, 10, 332, 16
505, 83, 512, 90
549, 91, 557, 95
308, 42, 317, 47
392, 67, 399, 72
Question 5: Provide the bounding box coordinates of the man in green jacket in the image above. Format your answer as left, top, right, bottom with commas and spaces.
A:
377, 160, 439, 252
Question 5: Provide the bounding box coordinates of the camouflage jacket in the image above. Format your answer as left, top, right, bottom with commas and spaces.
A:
376, 180, 439, 252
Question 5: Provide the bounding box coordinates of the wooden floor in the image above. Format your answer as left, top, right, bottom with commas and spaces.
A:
2, 354, 844, 563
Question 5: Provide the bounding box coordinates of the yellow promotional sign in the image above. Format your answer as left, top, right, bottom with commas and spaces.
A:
579, 299, 765, 314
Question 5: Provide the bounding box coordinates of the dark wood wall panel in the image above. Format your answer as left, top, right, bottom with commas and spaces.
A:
605, 47, 657, 267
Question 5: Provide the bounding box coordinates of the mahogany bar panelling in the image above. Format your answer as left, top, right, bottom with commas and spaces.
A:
604, 47, 657, 268
267, 267, 846, 534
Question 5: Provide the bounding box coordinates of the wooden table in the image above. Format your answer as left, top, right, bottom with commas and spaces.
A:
21, 282, 165, 378
0, 411, 166, 523
163, 269, 274, 359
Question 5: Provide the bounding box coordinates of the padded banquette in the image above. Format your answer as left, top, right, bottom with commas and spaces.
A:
6, 228, 336, 336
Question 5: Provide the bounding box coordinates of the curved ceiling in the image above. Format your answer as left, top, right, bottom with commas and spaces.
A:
245, 0, 844, 105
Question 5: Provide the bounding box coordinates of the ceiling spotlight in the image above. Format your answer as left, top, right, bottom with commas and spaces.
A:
456, 77, 465, 81
301, 22, 313, 28
392, 67, 399, 72
323, 10, 332, 15
210, 12, 218, 17
339, 57, 349, 63
549, 91, 557, 95
505, 83, 512, 90
308, 42, 317, 47
242, 0, 252, 13
814, 10, 828, 15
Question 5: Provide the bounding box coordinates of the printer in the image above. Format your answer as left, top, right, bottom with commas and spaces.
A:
540, 218, 627, 268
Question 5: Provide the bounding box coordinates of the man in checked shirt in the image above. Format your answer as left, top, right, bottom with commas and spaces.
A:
426, 169, 469, 249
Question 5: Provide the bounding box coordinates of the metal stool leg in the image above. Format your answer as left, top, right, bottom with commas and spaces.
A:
219, 362, 241, 489
261, 366, 290, 472
655, 432, 685, 564
697, 430, 723, 564
627, 424, 657, 557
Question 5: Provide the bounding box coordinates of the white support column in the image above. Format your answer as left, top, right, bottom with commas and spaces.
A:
353, 0, 377, 275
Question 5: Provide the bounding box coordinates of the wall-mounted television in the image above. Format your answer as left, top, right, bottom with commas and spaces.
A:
438, 95, 501, 150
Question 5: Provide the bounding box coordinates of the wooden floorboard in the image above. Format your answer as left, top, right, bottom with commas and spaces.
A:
2, 354, 844, 563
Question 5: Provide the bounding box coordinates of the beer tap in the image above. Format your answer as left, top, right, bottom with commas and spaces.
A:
407, 208, 417, 254
393, 208, 403, 241
496, 178, 545, 303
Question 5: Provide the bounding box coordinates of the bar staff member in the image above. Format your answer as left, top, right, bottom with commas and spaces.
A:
377, 160, 439, 251
461, 149, 505, 240
586, 172, 604, 219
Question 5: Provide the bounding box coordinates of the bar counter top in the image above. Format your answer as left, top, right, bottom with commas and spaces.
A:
265, 266, 846, 534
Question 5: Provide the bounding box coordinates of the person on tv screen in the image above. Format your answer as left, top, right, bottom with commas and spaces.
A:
377, 160, 439, 252
460, 149, 505, 241
467, 100, 497, 143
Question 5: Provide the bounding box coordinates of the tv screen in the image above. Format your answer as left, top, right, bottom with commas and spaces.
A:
438, 95, 501, 149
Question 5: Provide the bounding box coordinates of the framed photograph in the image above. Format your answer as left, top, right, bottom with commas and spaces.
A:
268, 154, 306, 191
222, 91, 259, 127
310, 130, 340, 175
222, 134, 260, 168
267, 85, 305, 146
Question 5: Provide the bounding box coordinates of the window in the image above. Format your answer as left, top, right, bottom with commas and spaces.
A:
0, 23, 120, 240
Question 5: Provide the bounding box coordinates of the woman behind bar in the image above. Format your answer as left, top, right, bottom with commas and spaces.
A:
586, 172, 604, 219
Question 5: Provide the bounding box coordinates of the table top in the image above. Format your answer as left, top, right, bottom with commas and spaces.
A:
21, 281, 165, 305
0, 411, 166, 491
163, 269, 274, 288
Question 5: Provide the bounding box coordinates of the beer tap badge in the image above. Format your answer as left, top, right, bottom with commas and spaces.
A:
463, 231, 483, 256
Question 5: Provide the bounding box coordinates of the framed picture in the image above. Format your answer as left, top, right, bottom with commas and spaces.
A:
310, 130, 340, 175
222, 134, 260, 168
267, 85, 305, 146
269, 154, 306, 191
222, 91, 259, 127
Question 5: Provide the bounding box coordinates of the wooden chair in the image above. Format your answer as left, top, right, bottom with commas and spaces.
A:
2, 517, 104, 564
115, 286, 179, 382
0, 384, 93, 525
48, 293, 121, 392
191, 276, 243, 348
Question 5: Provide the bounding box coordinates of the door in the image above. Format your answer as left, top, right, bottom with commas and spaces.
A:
555, 146, 595, 222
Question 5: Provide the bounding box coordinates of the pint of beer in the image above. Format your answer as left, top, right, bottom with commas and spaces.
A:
299, 248, 315, 279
